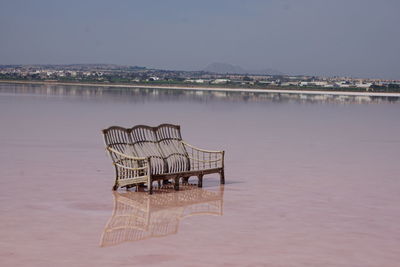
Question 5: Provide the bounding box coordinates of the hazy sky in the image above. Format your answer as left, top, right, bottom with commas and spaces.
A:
1, 0, 399, 79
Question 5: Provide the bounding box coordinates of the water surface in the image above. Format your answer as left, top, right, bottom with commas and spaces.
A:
1, 83, 400, 267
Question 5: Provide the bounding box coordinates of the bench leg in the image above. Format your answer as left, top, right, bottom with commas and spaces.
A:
182, 176, 190, 184
220, 169, 225, 185
112, 183, 118, 191
174, 177, 180, 191
148, 181, 153, 195
198, 174, 203, 188
113, 168, 119, 191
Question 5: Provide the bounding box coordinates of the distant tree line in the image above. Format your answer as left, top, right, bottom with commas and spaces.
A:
370, 84, 400, 92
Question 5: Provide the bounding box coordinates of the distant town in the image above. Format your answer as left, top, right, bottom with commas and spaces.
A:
1, 64, 399, 93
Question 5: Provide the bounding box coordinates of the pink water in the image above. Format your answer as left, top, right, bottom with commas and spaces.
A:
1, 84, 400, 266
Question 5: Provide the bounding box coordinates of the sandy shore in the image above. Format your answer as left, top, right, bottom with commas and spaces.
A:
1, 79, 400, 97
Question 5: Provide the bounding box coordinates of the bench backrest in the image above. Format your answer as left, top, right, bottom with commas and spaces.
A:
103, 124, 190, 175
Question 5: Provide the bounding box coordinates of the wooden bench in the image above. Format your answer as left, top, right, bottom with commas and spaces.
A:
102, 124, 225, 194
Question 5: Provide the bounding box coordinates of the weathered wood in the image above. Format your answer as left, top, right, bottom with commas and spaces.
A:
174, 176, 180, 191
102, 124, 225, 194
220, 151, 225, 184
220, 170, 225, 185
148, 158, 153, 195
198, 174, 203, 188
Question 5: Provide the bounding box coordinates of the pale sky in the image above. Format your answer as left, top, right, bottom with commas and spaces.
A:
0, 0, 399, 79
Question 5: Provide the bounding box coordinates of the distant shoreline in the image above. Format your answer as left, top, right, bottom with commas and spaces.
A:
1, 79, 400, 97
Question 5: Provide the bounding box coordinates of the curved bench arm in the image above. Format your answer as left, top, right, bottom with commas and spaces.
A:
181, 141, 224, 154
182, 141, 224, 170
105, 146, 151, 187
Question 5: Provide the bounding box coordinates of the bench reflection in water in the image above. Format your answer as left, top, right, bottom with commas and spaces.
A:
100, 184, 224, 247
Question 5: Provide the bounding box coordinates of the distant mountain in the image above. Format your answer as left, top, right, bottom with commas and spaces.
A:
203, 63, 245, 74
203, 62, 283, 76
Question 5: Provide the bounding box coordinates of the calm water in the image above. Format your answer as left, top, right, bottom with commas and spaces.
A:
1, 83, 400, 267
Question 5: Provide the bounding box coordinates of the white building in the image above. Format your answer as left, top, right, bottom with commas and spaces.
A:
355, 83, 372, 89
211, 79, 230, 84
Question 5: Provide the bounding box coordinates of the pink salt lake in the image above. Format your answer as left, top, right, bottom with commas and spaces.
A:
0, 83, 400, 267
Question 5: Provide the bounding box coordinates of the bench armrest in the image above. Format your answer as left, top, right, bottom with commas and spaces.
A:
105, 147, 150, 185
182, 141, 224, 170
